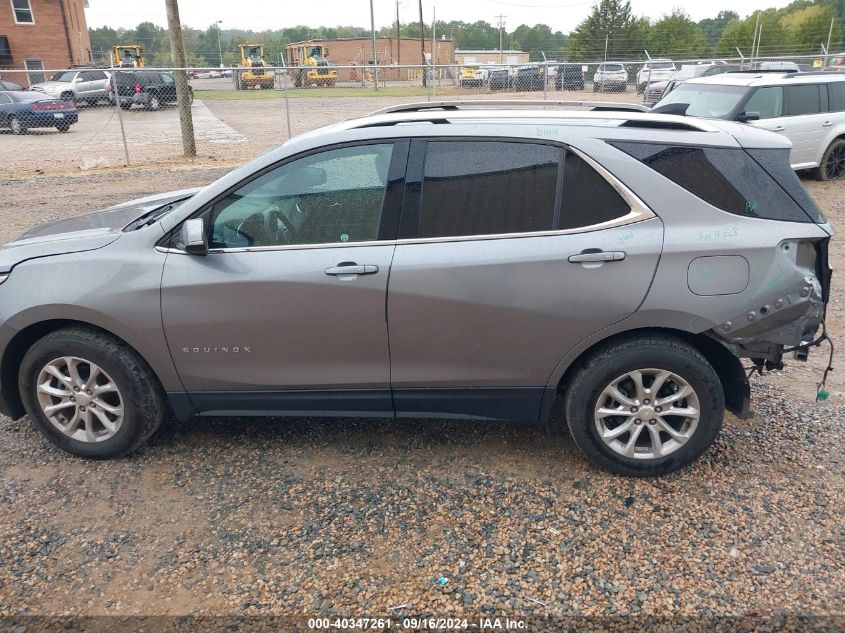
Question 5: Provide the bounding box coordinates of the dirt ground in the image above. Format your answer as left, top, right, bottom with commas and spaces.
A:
0, 98, 843, 627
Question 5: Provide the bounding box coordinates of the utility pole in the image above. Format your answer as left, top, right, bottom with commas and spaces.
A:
419, 0, 426, 86
370, 0, 379, 90
215, 20, 223, 67
164, 0, 196, 157
496, 14, 506, 64
396, 0, 401, 66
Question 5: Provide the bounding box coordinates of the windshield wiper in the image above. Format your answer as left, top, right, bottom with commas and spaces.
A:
123, 201, 185, 232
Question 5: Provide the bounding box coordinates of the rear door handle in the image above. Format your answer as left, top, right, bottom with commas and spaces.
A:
568, 251, 626, 263
324, 263, 379, 276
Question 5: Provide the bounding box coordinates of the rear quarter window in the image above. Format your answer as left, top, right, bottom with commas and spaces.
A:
610, 142, 821, 223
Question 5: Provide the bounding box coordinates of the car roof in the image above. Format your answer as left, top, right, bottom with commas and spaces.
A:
685, 71, 845, 87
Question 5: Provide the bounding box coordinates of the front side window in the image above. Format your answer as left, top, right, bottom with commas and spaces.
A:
785, 85, 821, 115
654, 83, 748, 118
12, 0, 33, 23
418, 141, 560, 238
744, 86, 783, 119
161, 74, 174, 85
612, 142, 817, 223
210, 144, 394, 249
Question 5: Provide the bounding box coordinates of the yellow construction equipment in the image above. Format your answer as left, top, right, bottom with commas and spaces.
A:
233, 44, 275, 90
285, 42, 338, 87
112, 45, 144, 68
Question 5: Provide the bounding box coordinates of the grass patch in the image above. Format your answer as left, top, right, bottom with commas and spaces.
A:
195, 86, 457, 100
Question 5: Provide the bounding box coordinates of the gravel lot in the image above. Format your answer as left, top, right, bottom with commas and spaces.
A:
0, 97, 843, 629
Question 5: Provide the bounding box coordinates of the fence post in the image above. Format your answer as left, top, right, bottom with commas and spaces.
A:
543, 60, 548, 101
110, 71, 130, 166
281, 67, 292, 139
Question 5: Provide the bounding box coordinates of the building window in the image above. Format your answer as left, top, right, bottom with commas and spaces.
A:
11, 0, 34, 24
25, 59, 44, 84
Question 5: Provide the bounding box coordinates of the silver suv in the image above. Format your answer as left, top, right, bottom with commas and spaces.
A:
30, 68, 111, 106
0, 102, 832, 476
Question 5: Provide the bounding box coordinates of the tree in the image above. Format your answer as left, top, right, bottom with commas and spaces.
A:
647, 10, 706, 58
714, 10, 785, 57
697, 11, 739, 49
567, 0, 649, 60
782, 5, 842, 52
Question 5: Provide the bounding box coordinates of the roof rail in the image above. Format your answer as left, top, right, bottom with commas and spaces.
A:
369, 99, 650, 116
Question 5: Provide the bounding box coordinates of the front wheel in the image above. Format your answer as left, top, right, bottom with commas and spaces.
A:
148, 93, 161, 111
813, 138, 845, 181
19, 327, 166, 459
9, 116, 25, 134
564, 336, 724, 476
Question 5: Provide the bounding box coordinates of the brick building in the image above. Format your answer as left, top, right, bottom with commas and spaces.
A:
285, 37, 455, 80
0, 0, 92, 86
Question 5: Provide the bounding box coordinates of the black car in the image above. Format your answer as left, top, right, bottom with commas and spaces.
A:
514, 65, 545, 91
109, 70, 193, 111
488, 68, 511, 91
555, 63, 584, 91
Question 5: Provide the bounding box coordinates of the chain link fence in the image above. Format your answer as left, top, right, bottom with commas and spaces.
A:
0, 52, 840, 177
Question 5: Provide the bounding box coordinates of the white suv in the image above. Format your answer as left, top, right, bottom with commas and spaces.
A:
593, 63, 628, 92
636, 59, 676, 93
653, 71, 845, 179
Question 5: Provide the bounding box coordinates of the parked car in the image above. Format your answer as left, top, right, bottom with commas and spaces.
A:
30, 68, 110, 106
653, 72, 845, 179
758, 61, 801, 72
0, 80, 23, 91
0, 101, 831, 476
636, 59, 676, 93
109, 70, 193, 111
643, 63, 742, 107
488, 68, 512, 91
824, 54, 845, 72
555, 63, 585, 90
514, 64, 546, 91
0, 90, 78, 134
459, 66, 489, 88
593, 62, 628, 92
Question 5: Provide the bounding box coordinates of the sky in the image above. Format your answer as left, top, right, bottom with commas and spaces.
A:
85, 0, 796, 33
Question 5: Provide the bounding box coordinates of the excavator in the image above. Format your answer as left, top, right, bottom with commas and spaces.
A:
233, 44, 275, 90
285, 42, 338, 87
112, 45, 144, 68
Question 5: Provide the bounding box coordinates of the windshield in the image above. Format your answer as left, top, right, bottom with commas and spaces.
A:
49, 71, 76, 82
655, 83, 748, 118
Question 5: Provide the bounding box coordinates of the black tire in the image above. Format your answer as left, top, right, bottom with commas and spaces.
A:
60, 92, 76, 106
19, 327, 166, 459
119, 101, 131, 111
812, 138, 845, 181
56, 122, 70, 132
564, 335, 724, 477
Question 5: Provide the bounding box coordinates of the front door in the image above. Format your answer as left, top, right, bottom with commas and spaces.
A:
387, 139, 663, 421
161, 141, 407, 415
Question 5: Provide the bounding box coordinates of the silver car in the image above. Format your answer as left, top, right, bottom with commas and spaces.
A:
30, 68, 111, 106
0, 102, 832, 476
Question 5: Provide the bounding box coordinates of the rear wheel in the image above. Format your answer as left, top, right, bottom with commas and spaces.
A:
56, 122, 70, 132
564, 336, 724, 476
9, 116, 25, 134
813, 138, 845, 181
119, 102, 131, 111
19, 327, 166, 459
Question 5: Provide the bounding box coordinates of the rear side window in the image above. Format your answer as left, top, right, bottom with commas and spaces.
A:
611, 142, 818, 223
560, 152, 630, 229
419, 141, 560, 238
785, 85, 821, 115
829, 81, 845, 111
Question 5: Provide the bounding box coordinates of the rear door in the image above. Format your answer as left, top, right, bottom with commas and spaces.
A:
386, 139, 664, 421
766, 84, 825, 167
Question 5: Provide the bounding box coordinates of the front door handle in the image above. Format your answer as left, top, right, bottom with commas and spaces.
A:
773, 125, 785, 132
324, 263, 379, 276
823, 121, 833, 127
568, 251, 626, 263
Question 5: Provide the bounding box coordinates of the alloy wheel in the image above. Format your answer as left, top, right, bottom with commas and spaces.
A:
825, 145, 845, 180
594, 368, 700, 460
35, 356, 124, 443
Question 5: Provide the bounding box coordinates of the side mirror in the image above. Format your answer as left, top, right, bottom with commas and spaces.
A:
738, 111, 760, 122
179, 218, 208, 256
